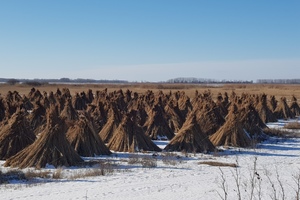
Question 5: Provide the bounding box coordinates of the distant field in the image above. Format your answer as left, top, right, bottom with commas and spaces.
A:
1, 83, 300, 102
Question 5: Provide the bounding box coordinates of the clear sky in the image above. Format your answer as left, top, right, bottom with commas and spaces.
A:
0, 0, 299, 82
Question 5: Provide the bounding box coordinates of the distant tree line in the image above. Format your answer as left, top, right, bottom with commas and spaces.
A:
0, 78, 128, 85
256, 79, 300, 84
166, 77, 253, 84
2, 77, 300, 85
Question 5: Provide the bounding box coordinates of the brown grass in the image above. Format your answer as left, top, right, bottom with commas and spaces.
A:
284, 122, 300, 129
161, 152, 181, 166
127, 154, 141, 165
52, 168, 64, 179
69, 169, 106, 180
1, 169, 52, 183
25, 170, 51, 179
263, 128, 299, 138
198, 161, 238, 168
70, 160, 116, 179
141, 156, 157, 168
1, 83, 300, 102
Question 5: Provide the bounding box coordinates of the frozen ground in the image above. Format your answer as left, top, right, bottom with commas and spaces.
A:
1, 119, 300, 200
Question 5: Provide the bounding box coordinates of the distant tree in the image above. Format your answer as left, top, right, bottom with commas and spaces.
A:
23, 81, 42, 86
60, 78, 71, 82
6, 79, 20, 85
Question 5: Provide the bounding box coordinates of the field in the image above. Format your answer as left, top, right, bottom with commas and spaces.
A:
1, 83, 300, 101
1, 83, 300, 200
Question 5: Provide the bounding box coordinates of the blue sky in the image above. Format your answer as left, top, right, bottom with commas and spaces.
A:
0, 1, 299, 82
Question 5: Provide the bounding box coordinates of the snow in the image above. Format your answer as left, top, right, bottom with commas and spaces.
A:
1, 120, 300, 200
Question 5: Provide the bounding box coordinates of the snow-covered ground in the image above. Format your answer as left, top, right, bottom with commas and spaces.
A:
1, 120, 300, 200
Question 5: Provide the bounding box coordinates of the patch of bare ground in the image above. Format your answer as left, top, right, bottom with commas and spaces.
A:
24, 170, 51, 179
263, 127, 300, 138
198, 161, 238, 168
284, 122, 300, 129
161, 152, 182, 166
126, 155, 158, 168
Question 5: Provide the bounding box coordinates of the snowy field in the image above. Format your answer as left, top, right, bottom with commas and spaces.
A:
1, 119, 300, 200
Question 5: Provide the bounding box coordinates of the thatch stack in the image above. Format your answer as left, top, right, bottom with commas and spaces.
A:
143, 104, 174, 140
5, 91, 23, 117
124, 89, 132, 104
126, 92, 139, 110
290, 96, 300, 116
27, 101, 47, 135
135, 101, 148, 126
164, 100, 184, 133
27, 88, 43, 102
92, 88, 108, 105
215, 93, 229, 118
255, 94, 277, 123
6, 91, 22, 103
48, 91, 57, 105
86, 89, 94, 104
0, 96, 6, 122
99, 103, 123, 143
4, 106, 83, 168
66, 113, 111, 156
55, 87, 71, 112
274, 97, 295, 119
73, 92, 87, 110
107, 111, 161, 152
177, 91, 193, 118
209, 104, 252, 148
268, 95, 277, 112
0, 110, 36, 160
87, 102, 108, 133
239, 103, 267, 139
22, 95, 34, 111
111, 89, 127, 112
142, 90, 155, 110
221, 92, 230, 109
40, 91, 51, 108
194, 102, 225, 136
164, 112, 215, 153
60, 98, 78, 121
